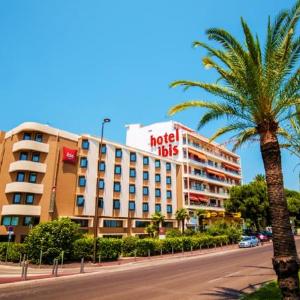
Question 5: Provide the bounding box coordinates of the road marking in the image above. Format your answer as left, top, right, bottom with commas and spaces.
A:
208, 270, 241, 283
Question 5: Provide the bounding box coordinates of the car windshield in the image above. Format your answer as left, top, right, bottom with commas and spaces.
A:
242, 237, 251, 241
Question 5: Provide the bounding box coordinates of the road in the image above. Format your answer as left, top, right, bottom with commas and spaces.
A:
1, 240, 299, 300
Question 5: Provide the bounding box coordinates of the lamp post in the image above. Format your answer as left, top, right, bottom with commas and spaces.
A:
93, 118, 111, 264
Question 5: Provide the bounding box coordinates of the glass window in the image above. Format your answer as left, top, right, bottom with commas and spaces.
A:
129, 184, 135, 194
19, 152, 28, 161
114, 165, 122, 174
80, 157, 88, 168
35, 133, 43, 142
129, 168, 136, 178
23, 132, 31, 140
23, 216, 34, 226
167, 205, 172, 213
155, 160, 161, 168
25, 194, 34, 204
129, 201, 135, 211
99, 161, 105, 171
114, 182, 121, 192
115, 148, 122, 158
10, 216, 19, 226
98, 179, 105, 189
76, 195, 85, 207
78, 176, 86, 187
143, 156, 149, 165
130, 152, 136, 162
16, 172, 25, 182
166, 162, 171, 171
82, 139, 89, 150
155, 188, 161, 197
155, 174, 161, 182
32, 152, 40, 162
155, 204, 161, 212
166, 176, 172, 185
143, 186, 149, 196
103, 220, 123, 227
2, 216, 11, 226
136, 220, 150, 228
28, 172, 37, 183
142, 202, 149, 212
167, 190, 172, 199
113, 199, 120, 209
101, 144, 106, 154
98, 197, 104, 208
13, 193, 21, 204
143, 171, 149, 180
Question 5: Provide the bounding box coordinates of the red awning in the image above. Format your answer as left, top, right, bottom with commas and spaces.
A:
189, 193, 209, 202
206, 168, 226, 178
223, 163, 240, 171
188, 149, 207, 161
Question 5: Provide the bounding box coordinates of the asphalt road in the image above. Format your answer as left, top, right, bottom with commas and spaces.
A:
1, 240, 300, 300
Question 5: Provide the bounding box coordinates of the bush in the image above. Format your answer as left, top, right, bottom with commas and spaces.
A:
0, 242, 26, 262
97, 238, 123, 261
72, 237, 94, 261
207, 221, 242, 244
135, 238, 157, 256
25, 218, 82, 264
165, 229, 182, 238
122, 236, 138, 257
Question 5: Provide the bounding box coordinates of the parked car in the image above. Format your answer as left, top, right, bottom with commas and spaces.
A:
239, 236, 260, 248
255, 232, 270, 242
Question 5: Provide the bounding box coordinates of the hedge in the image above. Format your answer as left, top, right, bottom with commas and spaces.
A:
0, 242, 26, 262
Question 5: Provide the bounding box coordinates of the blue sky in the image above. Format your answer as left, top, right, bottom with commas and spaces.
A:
0, 0, 299, 190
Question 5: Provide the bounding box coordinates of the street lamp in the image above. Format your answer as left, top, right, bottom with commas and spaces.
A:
93, 118, 111, 263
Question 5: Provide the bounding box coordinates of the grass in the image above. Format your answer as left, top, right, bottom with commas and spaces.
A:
240, 281, 281, 300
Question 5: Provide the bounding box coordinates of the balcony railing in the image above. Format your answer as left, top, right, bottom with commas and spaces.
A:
187, 171, 236, 186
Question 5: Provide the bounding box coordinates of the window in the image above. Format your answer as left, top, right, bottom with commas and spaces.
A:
82, 139, 89, 150
155, 188, 161, 197
35, 133, 43, 142
23, 216, 34, 226
16, 172, 25, 182
71, 219, 89, 227
143, 186, 149, 196
98, 197, 104, 208
23, 133, 31, 140
80, 157, 88, 168
113, 182, 121, 192
114, 165, 122, 175
99, 161, 105, 172
142, 202, 149, 212
101, 144, 106, 154
143, 156, 149, 165
98, 179, 105, 189
129, 168, 136, 178
2, 216, 19, 226
167, 190, 172, 199
76, 195, 85, 207
25, 194, 34, 204
167, 205, 172, 213
130, 152, 136, 162
143, 171, 149, 180
78, 176, 86, 187
166, 162, 171, 171
135, 221, 150, 228
29, 172, 37, 183
155, 160, 161, 168
155, 204, 161, 212
13, 193, 21, 204
129, 201, 135, 211
129, 184, 135, 194
155, 174, 161, 183
32, 152, 40, 162
113, 199, 120, 209
115, 148, 122, 158
166, 176, 172, 185
103, 220, 123, 227
19, 152, 28, 161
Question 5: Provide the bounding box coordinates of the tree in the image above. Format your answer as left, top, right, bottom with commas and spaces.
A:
168, 2, 300, 297
144, 224, 157, 238
195, 209, 206, 232
151, 212, 165, 236
226, 177, 270, 231
175, 208, 189, 233
286, 189, 300, 218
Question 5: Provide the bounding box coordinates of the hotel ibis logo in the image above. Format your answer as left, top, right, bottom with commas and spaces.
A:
150, 129, 179, 157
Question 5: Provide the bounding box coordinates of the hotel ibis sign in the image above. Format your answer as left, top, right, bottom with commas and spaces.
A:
150, 128, 179, 157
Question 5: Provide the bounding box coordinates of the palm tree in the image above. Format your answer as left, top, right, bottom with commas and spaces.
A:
175, 208, 190, 233
151, 212, 165, 236
169, 2, 300, 298
195, 209, 206, 232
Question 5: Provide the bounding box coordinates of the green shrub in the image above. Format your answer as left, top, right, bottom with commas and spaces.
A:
0, 243, 26, 262
165, 229, 182, 238
135, 238, 157, 256
122, 236, 138, 256
97, 238, 123, 261
207, 220, 242, 243
72, 237, 94, 261
163, 237, 183, 253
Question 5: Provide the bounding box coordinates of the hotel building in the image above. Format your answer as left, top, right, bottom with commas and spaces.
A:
126, 121, 242, 225
0, 122, 181, 242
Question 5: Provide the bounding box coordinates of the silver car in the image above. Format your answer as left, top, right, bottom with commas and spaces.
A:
239, 236, 259, 248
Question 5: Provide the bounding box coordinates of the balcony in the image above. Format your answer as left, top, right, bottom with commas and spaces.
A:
185, 171, 236, 187
1, 204, 41, 216
13, 140, 49, 153
184, 188, 229, 199
186, 203, 225, 211
5, 182, 43, 194
9, 161, 46, 173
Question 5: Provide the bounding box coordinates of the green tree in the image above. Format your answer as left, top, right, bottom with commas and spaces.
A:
168, 2, 300, 297
151, 212, 165, 236
195, 209, 206, 232
175, 208, 190, 233
286, 189, 300, 217
226, 177, 270, 231
25, 218, 82, 264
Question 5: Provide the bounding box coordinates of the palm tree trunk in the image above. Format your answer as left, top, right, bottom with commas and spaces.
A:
182, 219, 185, 234
260, 128, 300, 299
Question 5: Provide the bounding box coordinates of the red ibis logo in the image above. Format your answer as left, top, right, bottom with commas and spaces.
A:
62, 147, 77, 164
150, 129, 179, 157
